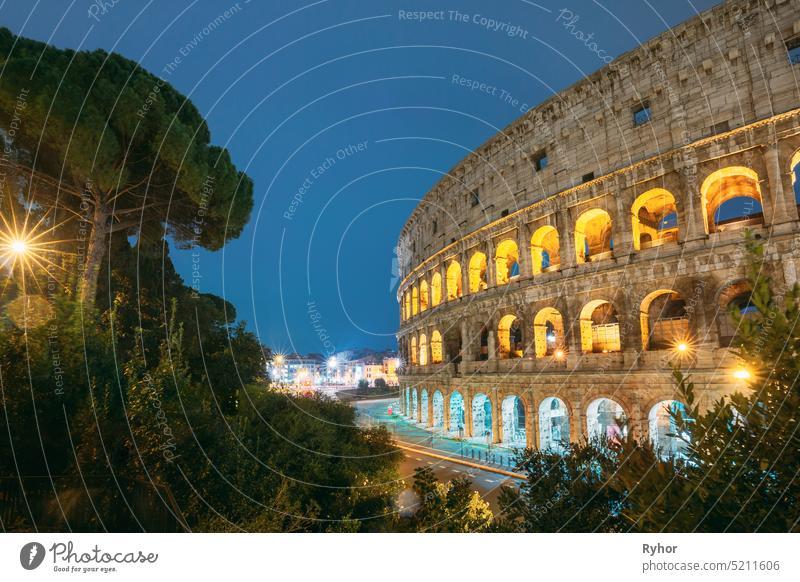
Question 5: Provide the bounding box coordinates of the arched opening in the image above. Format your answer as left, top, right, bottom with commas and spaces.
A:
411, 388, 418, 421
478, 326, 489, 361
575, 208, 613, 264
539, 397, 570, 453
410, 336, 418, 365
411, 286, 419, 316
498, 314, 524, 359
501, 395, 526, 446
419, 280, 429, 312
533, 307, 565, 357
431, 272, 442, 307
640, 289, 688, 350
530, 225, 560, 274
701, 166, 763, 233
419, 333, 428, 366
471, 393, 492, 441
495, 239, 520, 284
446, 261, 462, 300
432, 390, 444, 429
717, 282, 755, 347
404, 387, 410, 416
649, 400, 690, 460
468, 251, 488, 293
444, 327, 462, 365
403, 291, 411, 321
420, 389, 429, 424
587, 398, 627, 444
580, 300, 621, 353
449, 391, 465, 434
632, 188, 679, 250
430, 330, 443, 364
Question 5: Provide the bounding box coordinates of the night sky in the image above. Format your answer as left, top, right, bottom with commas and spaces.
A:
1, 0, 720, 355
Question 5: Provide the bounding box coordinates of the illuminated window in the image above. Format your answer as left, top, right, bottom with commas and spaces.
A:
468, 251, 488, 293
574, 208, 613, 264
580, 300, 621, 354
530, 225, 560, 274
700, 166, 763, 233
494, 239, 520, 285
632, 188, 679, 250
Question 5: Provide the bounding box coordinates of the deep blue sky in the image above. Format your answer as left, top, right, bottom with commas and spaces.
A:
1, 0, 719, 355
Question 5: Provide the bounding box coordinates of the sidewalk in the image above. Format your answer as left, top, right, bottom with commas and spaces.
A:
354, 399, 524, 472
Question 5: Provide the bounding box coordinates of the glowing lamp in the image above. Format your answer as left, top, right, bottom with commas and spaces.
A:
676, 342, 688, 353
10, 239, 28, 254
733, 368, 751, 380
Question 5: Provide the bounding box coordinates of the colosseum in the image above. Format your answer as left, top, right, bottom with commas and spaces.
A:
395, 0, 800, 457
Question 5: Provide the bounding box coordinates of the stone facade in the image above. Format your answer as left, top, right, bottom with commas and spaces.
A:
395, 0, 800, 449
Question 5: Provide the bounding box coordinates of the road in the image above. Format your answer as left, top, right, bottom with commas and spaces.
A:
351, 398, 523, 512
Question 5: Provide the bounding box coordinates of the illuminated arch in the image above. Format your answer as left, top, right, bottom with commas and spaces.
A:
700, 166, 763, 233
586, 398, 627, 444
431, 330, 443, 364
468, 251, 488, 293
410, 388, 418, 421
419, 280, 429, 312
501, 395, 526, 446
498, 314, 523, 358
420, 389, 429, 424
791, 150, 800, 205
446, 260, 462, 300
649, 400, 689, 460
410, 336, 418, 365
539, 396, 570, 452
574, 208, 613, 264
579, 299, 620, 353
430, 272, 442, 307
472, 393, 492, 440
449, 391, 465, 434
495, 239, 520, 284
632, 188, 678, 250
411, 285, 419, 316
533, 307, 565, 358
640, 289, 688, 350
432, 390, 444, 428
530, 225, 560, 274
403, 291, 411, 321
419, 333, 428, 366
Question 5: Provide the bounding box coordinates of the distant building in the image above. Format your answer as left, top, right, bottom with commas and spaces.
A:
269, 353, 324, 386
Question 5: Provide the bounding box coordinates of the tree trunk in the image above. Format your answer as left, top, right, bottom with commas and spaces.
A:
81, 203, 110, 305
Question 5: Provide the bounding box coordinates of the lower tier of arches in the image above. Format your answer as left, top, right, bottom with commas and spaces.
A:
398, 381, 701, 460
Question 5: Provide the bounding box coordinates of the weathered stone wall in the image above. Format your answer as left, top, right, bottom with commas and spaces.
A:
395, 0, 800, 449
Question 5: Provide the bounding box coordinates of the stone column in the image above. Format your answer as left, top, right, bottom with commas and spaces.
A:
426, 391, 434, 428
613, 183, 634, 257
556, 207, 576, 269
517, 222, 532, 278
491, 391, 501, 444
486, 238, 496, 286
528, 396, 539, 449
460, 251, 469, 297
487, 328, 497, 360
570, 398, 584, 443
764, 140, 799, 226
416, 390, 423, 422
443, 392, 451, 432
677, 157, 706, 242
464, 390, 473, 438
460, 319, 472, 361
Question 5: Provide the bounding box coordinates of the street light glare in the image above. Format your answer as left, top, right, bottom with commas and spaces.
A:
733, 368, 751, 380
676, 342, 688, 352
328, 356, 338, 368
10, 239, 27, 254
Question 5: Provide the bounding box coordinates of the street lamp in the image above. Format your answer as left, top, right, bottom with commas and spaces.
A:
733, 367, 751, 380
